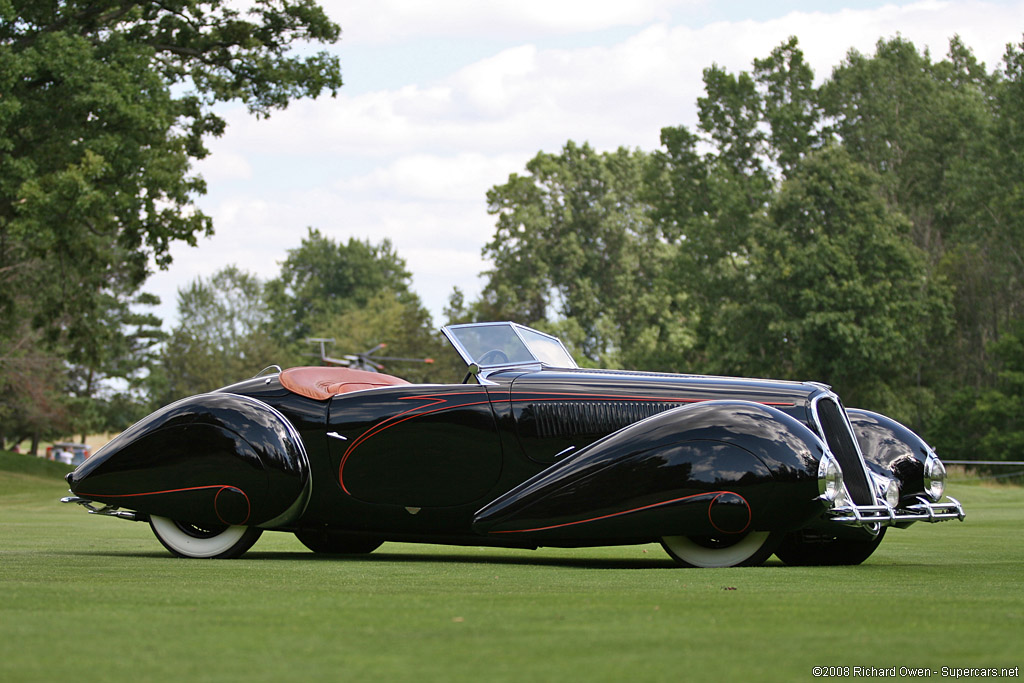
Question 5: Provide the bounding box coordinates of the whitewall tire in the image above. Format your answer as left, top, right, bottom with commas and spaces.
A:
149, 515, 262, 559
661, 531, 780, 568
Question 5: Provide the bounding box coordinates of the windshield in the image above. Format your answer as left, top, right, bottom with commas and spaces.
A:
442, 322, 577, 369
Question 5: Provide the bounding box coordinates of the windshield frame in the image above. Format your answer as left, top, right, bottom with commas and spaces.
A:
441, 322, 578, 371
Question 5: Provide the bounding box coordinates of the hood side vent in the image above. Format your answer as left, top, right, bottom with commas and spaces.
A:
527, 401, 678, 439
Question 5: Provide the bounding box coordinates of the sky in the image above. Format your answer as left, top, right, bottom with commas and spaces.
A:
145, 0, 1024, 329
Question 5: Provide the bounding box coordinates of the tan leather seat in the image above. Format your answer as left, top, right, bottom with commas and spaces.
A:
279, 367, 410, 401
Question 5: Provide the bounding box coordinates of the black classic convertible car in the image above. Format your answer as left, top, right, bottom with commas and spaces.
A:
63, 322, 965, 567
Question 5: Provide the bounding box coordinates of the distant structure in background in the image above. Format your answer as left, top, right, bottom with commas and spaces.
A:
306, 338, 434, 374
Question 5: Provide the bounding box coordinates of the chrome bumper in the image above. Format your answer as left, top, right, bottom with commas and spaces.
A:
828, 496, 965, 527
61, 495, 141, 521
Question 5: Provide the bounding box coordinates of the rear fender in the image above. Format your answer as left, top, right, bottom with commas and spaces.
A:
473, 400, 827, 541
67, 394, 310, 529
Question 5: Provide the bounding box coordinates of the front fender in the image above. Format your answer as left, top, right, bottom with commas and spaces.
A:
846, 408, 931, 501
473, 400, 828, 541
67, 393, 310, 529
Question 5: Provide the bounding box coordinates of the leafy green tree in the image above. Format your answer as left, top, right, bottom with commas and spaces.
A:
821, 36, 993, 256
312, 290, 458, 383
697, 64, 766, 181
821, 36, 1024, 400
0, 323, 71, 453
965, 38, 1024, 376
158, 234, 446, 396
267, 229, 423, 342
465, 34, 1019, 453
651, 39, 823, 371
931, 318, 1024, 462
264, 229, 445, 381
478, 142, 687, 367
752, 36, 821, 175
712, 146, 952, 423
156, 266, 298, 401
0, 0, 342, 419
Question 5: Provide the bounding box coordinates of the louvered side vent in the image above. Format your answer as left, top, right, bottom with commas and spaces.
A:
815, 397, 874, 506
530, 401, 679, 439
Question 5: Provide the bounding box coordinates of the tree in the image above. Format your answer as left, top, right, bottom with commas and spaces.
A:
652, 39, 822, 372
267, 229, 426, 341
752, 36, 821, 175
821, 36, 1024, 397
821, 36, 996, 260
0, 0, 342, 420
479, 142, 685, 367
931, 319, 1024, 463
713, 146, 952, 423
465, 34, 1020, 453
967, 38, 1024, 373
0, 322, 70, 453
313, 290, 458, 384
63, 289, 166, 437
156, 266, 297, 401
264, 229, 446, 381
158, 233, 447, 397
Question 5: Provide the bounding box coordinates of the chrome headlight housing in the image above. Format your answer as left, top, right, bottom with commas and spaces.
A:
881, 477, 900, 508
869, 471, 901, 508
884, 479, 900, 508
924, 451, 946, 502
818, 453, 844, 502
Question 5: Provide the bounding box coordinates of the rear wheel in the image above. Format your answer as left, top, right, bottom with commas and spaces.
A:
294, 529, 383, 555
661, 531, 781, 568
149, 516, 262, 559
775, 528, 886, 566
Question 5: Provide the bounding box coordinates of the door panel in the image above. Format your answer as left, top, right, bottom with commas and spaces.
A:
329, 386, 503, 507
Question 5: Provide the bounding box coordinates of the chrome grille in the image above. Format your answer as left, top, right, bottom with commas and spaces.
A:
815, 397, 874, 505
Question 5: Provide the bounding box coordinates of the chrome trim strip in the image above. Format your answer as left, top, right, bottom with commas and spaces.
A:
477, 362, 541, 384
810, 391, 879, 506
254, 365, 283, 378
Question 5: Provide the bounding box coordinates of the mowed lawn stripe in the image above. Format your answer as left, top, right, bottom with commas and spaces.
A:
1, 453, 1021, 681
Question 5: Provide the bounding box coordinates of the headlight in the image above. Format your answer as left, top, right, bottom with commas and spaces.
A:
818, 453, 844, 501
924, 452, 946, 502
884, 478, 900, 508
870, 471, 901, 507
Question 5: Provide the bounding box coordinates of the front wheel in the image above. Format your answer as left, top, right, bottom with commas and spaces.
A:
661, 531, 781, 568
775, 528, 886, 566
294, 528, 382, 555
149, 516, 262, 559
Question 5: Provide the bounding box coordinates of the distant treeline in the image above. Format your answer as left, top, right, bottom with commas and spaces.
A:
3, 24, 1022, 462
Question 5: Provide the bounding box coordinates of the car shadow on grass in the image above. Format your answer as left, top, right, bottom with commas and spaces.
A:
63, 547, 933, 570
260, 549, 679, 569
247, 551, 915, 570
64, 547, 681, 569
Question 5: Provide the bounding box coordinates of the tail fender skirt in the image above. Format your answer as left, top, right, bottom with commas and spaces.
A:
65, 393, 310, 529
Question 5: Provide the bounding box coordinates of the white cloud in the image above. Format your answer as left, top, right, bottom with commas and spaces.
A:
341, 152, 522, 203
195, 150, 253, 183
327, 0, 693, 44
153, 0, 1024, 331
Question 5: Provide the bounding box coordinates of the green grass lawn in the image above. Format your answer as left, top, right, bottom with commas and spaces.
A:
1, 452, 1021, 682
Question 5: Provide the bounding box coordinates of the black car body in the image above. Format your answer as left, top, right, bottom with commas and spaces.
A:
63, 322, 964, 566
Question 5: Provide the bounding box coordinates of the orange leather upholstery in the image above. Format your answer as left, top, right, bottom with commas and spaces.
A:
279, 366, 410, 401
